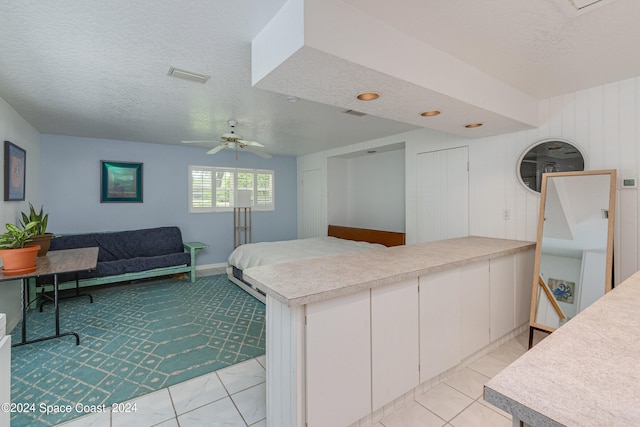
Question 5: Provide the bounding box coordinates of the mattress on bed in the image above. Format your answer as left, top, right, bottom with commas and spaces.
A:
227, 236, 384, 271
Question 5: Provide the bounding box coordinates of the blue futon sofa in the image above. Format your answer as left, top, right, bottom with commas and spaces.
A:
40, 226, 206, 289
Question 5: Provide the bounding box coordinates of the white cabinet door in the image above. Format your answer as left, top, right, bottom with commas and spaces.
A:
490, 256, 516, 341
305, 290, 371, 427
0, 314, 10, 427
515, 249, 535, 326
460, 261, 490, 359
371, 278, 419, 410
419, 268, 461, 382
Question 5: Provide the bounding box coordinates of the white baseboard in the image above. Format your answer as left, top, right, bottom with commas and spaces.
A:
196, 262, 227, 271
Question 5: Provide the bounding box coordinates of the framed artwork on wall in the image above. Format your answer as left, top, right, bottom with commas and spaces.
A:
101, 161, 143, 203
4, 140, 26, 201
548, 278, 576, 304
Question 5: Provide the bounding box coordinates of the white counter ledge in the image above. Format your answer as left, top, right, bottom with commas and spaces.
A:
244, 236, 535, 306
484, 270, 640, 427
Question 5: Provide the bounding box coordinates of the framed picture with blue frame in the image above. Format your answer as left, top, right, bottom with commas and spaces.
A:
4, 140, 26, 201
101, 161, 143, 203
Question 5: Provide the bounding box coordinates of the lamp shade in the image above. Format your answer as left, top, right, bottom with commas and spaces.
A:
236, 190, 252, 208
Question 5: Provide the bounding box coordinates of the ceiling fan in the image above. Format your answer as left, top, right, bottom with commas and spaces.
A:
182, 120, 271, 159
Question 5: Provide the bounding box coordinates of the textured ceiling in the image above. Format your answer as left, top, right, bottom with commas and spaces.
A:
0, 0, 639, 157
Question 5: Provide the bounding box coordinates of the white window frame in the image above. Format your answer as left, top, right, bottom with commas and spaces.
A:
188, 165, 275, 213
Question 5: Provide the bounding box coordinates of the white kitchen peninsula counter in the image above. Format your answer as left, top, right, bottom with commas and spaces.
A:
244, 236, 535, 427
244, 236, 535, 306
484, 270, 640, 427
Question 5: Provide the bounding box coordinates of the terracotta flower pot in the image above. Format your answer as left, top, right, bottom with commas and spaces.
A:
0, 245, 40, 275
26, 233, 53, 256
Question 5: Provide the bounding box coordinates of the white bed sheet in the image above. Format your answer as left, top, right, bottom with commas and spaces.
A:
228, 236, 384, 271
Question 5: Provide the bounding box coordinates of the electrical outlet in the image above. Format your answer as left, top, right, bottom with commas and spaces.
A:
503, 208, 511, 220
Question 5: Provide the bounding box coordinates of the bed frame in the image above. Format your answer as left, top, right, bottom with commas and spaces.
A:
226, 225, 406, 302
327, 225, 405, 247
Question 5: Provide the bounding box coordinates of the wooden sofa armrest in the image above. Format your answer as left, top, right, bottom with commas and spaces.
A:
183, 242, 208, 282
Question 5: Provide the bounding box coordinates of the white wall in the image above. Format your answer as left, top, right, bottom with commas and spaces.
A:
299, 141, 408, 237
347, 150, 404, 232
0, 96, 41, 332
327, 150, 404, 232
298, 75, 640, 284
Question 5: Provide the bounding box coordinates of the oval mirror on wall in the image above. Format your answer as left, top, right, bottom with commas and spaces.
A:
518, 138, 586, 193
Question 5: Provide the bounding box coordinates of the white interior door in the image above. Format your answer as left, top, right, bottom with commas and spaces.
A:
416, 146, 469, 243
300, 168, 324, 238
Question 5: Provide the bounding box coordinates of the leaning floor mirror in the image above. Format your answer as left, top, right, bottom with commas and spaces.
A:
529, 169, 616, 348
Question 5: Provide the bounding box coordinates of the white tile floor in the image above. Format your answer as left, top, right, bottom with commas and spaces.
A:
58, 330, 547, 427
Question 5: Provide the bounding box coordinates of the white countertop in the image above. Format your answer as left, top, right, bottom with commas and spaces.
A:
244, 236, 535, 306
484, 270, 640, 426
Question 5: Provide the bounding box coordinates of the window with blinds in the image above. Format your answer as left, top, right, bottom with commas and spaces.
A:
189, 166, 275, 212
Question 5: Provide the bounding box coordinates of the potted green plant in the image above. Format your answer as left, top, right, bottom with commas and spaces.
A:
21, 203, 52, 256
0, 221, 41, 274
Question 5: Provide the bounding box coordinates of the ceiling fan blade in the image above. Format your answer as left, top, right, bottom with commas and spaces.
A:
182, 140, 218, 144
206, 145, 226, 155
244, 146, 272, 159
237, 139, 264, 148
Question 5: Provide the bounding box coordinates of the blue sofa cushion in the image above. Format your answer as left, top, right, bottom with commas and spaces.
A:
50, 226, 186, 262
78, 252, 190, 279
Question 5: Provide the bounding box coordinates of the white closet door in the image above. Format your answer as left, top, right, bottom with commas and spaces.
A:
300, 168, 323, 238
416, 146, 469, 243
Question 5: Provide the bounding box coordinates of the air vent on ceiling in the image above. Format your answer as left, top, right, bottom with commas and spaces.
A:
167, 67, 211, 84
343, 109, 367, 117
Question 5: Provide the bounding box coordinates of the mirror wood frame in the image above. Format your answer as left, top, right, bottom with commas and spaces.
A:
529, 169, 616, 344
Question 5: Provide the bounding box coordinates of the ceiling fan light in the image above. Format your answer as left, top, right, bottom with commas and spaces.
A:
222, 132, 242, 140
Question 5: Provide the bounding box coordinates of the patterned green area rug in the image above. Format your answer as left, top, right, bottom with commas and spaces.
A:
10, 274, 265, 426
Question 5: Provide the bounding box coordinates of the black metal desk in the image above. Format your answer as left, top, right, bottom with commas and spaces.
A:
0, 247, 99, 347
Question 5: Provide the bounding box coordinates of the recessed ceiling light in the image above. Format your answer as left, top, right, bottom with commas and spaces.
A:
420, 110, 441, 117
464, 122, 483, 128
286, 96, 299, 103
547, 146, 562, 151
357, 92, 380, 101
167, 66, 210, 84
